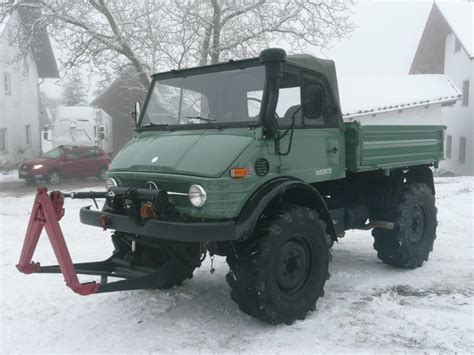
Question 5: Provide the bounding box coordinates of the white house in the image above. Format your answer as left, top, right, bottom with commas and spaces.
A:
410, 1, 473, 176
0, 4, 59, 166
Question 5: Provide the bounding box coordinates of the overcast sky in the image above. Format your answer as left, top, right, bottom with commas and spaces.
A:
317, 0, 432, 77
41, 0, 439, 100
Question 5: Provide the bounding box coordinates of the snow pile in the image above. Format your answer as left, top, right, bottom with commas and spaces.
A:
339, 74, 462, 119
437, 2, 474, 58
1, 178, 473, 353
0, 170, 19, 183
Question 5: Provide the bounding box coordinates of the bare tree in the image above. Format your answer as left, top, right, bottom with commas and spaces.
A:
2, 0, 354, 89
182, 0, 355, 65
62, 69, 87, 106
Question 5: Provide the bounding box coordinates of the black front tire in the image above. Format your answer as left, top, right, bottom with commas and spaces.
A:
226, 206, 329, 325
47, 170, 61, 185
112, 233, 200, 289
373, 183, 437, 269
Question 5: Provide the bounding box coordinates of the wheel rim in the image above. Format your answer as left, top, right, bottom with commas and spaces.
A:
408, 205, 427, 246
49, 172, 60, 184
276, 236, 312, 295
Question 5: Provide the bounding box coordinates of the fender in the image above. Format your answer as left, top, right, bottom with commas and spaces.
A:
235, 177, 337, 240
406, 165, 435, 195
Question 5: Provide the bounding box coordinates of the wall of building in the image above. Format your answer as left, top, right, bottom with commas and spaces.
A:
0, 13, 41, 166
440, 34, 473, 176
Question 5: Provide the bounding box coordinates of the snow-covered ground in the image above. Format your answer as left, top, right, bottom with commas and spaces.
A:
1, 177, 473, 353
0, 170, 20, 183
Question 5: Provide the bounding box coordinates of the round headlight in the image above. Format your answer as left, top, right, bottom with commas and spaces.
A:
188, 184, 207, 208
105, 177, 118, 191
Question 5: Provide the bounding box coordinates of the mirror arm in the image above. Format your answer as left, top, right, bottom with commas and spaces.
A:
275, 105, 302, 156
133, 102, 141, 131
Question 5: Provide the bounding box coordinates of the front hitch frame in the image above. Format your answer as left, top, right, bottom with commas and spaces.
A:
16, 187, 185, 295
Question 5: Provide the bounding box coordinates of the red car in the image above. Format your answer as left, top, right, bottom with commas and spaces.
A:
19, 146, 111, 185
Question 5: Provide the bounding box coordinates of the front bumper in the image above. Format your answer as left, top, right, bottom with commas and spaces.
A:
18, 168, 48, 180
80, 206, 238, 242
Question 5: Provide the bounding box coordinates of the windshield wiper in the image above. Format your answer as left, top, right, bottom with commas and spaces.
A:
141, 122, 171, 130
186, 115, 222, 130
186, 115, 216, 122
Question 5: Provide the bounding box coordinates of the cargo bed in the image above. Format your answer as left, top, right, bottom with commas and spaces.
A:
344, 122, 445, 172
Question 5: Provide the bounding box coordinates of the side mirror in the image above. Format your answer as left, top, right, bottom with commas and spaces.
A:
303, 85, 324, 119
132, 101, 141, 128
43, 130, 49, 140
97, 125, 105, 140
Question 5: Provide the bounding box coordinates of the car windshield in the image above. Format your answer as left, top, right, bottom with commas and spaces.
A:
140, 65, 265, 128
42, 147, 66, 159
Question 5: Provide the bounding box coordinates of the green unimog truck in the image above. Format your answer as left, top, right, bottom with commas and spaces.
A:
18, 49, 446, 325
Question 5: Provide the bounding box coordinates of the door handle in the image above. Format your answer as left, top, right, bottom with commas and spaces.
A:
327, 146, 339, 154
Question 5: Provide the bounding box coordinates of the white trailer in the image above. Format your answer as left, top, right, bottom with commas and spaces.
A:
45, 106, 114, 155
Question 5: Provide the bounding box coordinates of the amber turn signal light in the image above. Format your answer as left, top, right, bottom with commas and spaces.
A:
230, 167, 254, 178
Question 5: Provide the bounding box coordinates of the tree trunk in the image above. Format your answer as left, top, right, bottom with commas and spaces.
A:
199, 24, 212, 66
121, 46, 151, 89
210, 0, 221, 64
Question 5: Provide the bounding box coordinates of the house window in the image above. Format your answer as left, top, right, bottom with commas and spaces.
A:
462, 80, 469, 107
459, 137, 466, 164
454, 37, 461, 53
446, 134, 452, 159
0, 128, 7, 152
4, 72, 11, 95
25, 124, 31, 145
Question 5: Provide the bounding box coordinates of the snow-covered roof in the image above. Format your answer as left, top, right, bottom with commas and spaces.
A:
339, 74, 462, 118
436, 2, 473, 58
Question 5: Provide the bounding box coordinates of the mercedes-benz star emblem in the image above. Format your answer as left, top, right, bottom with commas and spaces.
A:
145, 181, 158, 190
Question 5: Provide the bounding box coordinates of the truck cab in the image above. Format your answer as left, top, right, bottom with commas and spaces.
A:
105, 49, 346, 221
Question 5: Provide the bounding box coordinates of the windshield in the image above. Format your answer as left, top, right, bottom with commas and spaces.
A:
42, 147, 66, 159
141, 65, 265, 128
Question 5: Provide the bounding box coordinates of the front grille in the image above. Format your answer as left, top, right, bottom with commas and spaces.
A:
119, 177, 189, 194
114, 173, 256, 218
20, 164, 32, 170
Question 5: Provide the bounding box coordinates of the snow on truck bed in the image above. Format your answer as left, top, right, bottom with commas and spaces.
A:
0, 177, 473, 353
339, 74, 462, 120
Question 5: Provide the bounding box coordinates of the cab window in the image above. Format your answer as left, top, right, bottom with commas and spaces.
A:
302, 73, 337, 128
276, 69, 302, 126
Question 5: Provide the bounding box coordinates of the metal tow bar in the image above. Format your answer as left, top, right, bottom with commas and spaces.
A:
16, 187, 178, 296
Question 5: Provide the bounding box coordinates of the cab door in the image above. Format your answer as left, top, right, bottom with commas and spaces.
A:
278, 70, 345, 183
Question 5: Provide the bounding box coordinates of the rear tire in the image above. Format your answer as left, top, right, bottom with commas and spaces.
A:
226, 206, 329, 324
372, 183, 437, 269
